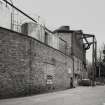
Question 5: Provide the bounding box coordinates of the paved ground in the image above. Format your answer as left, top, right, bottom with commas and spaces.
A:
0, 86, 105, 105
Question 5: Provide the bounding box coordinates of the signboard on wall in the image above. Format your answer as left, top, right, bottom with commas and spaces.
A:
68, 68, 72, 74
46, 75, 53, 84
43, 63, 55, 84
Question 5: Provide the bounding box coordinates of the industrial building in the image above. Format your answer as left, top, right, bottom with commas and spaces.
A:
0, 0, 97, 99
0, 22, 88, 98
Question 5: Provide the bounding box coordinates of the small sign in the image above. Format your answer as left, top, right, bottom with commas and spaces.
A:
47, 79, 53, 84
46, 75, 53, 84
68, 68, 72, 74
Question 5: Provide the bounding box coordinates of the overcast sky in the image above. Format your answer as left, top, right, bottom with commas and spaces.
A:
14, 0, 105, 44
2, 0, 105, 61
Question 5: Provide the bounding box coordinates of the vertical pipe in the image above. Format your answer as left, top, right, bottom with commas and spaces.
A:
29, 39, 33, 94
71, 32, 75, 87
9, 0, 14, 30
95, 40, 97, 80
99, 63, 101, 78
92, 36, 95, 86
99, 49, 101, 79
11, 12, 13, 29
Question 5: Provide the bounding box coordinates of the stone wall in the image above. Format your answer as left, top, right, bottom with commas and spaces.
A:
0, 27, 73, 99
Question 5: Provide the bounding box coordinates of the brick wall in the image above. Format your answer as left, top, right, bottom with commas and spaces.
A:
0, 27, 73, 99
54, 31, 85, 84
54, 32, 72, 56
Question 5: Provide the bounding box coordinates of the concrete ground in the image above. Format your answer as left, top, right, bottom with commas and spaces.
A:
0, 86, 105, 105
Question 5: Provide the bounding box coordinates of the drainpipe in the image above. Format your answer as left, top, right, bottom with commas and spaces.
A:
71, 32, 75, 87
92, 36, 95, 86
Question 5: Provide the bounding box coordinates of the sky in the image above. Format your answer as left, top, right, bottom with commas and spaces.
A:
1, 0, 105, 61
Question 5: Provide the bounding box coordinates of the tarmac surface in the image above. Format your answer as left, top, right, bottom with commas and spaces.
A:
0, 86, 105, 105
